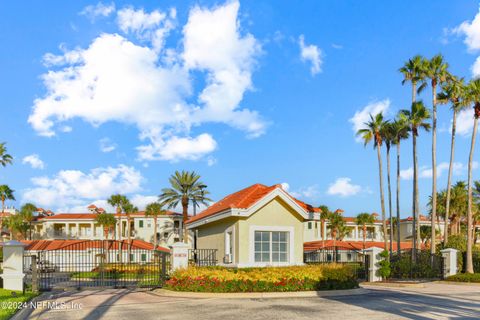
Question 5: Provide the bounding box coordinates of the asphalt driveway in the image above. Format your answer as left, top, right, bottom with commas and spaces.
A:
20, 282, 480, 320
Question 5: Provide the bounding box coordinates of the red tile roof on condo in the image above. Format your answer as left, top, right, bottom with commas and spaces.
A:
20, 239, 170, 253
38, 211, 181, 220
304, 240, 418, 251
187, 183, 321, 224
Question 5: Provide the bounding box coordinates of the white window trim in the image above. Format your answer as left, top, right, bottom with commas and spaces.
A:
224, 226, 235, 264
248, 225, 295, 267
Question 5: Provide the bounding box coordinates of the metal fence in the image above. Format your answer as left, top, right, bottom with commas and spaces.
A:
188, 249, 217, 266
390, 249, 444, 280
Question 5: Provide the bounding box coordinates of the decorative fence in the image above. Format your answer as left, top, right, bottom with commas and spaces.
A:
390, 249, 444, 280
188, 249, 217, 266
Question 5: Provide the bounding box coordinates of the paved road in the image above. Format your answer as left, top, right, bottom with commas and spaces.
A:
22, 283, 480, 320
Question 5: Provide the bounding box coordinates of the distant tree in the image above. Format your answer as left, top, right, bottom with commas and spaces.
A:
355, 212, 375, 250
0, 185, 15, 233
95, 213, 116, 240
318, 205, 331, 249
0, 143, 13, 167
145, 202, 166, 249
327, 210, 345, 261
20, 203, 37, 240
107, 194, 128, 239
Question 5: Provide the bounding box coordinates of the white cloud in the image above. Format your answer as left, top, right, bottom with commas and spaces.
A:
400, 161, 478, 180
280, 182, 290, 192
472, 56, 480, 78
289, 184, 321, 200
298, 35, 322, 75
451, 5, 480, 52
206, 156, 217, 166
349, 99, 390, 142
130, 194, 159, 210
29, 1, 266, 162
99, 137, 117, 153
456, 109, 475, 136
327, 177, 361, 197
80, 2, 115, 21
22, 165, 143, 210
22, 154, 45, 169
400, 167, 414, 180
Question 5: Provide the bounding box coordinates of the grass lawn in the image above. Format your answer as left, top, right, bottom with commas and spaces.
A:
0, 289, 38, 320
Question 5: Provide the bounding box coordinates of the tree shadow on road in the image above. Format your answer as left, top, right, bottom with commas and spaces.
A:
321, 288, 480, 319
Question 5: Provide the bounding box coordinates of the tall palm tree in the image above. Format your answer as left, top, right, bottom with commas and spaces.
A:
355, 212, 375, 250
465, 79, 480, 273
437, 76, 466, 245
357, 113, 388, 249
327, 210, 345, 262
122, 201, 138, 262
318, 205, 331, 249
400, 101, 431, 251
95, 213, 117, 263
400, 55, 427, 253
0, 143, 13, 167
145, 202, 166, 249
159, 171, 211, 243
107, 194, 128, 239
0, 185, 15, 234
421, 54, 450, 254
20, 203, 37, 240
391, 115, 410, 252
381, 122, 396, 254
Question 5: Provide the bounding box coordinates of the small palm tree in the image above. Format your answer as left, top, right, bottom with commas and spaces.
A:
465, 79, 480, 274
0, 143, 13, 167
145, 202, 166, 249
327, 210, 345, 261
159, 171, 211, 243
3, 214, 27, 240
318, 205, 331, 249
355, 212, 375, 251
107, 194, 128, 239
95, 213, 117, 240
421, 54, 450, 254
400, 102, 431, 251
20, 203, 37, 240
121, 201, 138, 262
437, 76, 467, 245
356, 113, 388, 250
0, 185, 15, 233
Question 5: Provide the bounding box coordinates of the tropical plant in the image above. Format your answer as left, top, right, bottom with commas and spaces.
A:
0, 185, 15, 233
355, 212, 375, 250
356, 113, 388, 249
0, 142, 13, 167
145, 202, 166, 249
400, 55, 426, 103
400, 101, 431, 251
94, 213, 116, 240
381, 122, 397, 253
437, 76, 467, 245
391, 115, 410, 252
159, 171, 211, 243
20, 203, 37, 240
421, 54, 450, 254
122, 201, 138, 262
327, 210, 345, 261
465, 79, 480, 273
107, 194, 128, 239
318, 205, 331, 249
3, 214, 28, 240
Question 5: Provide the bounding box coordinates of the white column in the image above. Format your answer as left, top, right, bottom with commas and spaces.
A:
441, 248, 458, 278
354, 226, 359, 240
364, 246, 383, 282
90, 223, 94, 238
171, 242, 189, 270
0, 240, 26, 291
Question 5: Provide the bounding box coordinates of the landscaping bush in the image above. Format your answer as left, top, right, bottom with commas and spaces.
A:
446, 273, 480, 283
165, 265, 358, 292
377, 250, 391, 279
390, 250, 442, 279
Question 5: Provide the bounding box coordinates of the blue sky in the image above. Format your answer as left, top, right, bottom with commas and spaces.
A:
1, 1, 480, 217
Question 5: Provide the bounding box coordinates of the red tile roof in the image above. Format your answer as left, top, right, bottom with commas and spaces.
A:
304, 240, 418, 251
187, 183, 320, 224
38, 211, 181, 220
21, 239, 170, 253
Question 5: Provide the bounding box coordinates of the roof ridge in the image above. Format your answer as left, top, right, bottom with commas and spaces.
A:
236, 184, 270, 208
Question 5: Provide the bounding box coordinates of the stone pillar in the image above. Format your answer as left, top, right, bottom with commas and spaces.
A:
171, 242, 189, 271
1, 240, 26, 291
441, 248, 458, 278
364, 246, 383, 282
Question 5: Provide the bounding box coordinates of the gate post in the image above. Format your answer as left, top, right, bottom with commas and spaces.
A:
440, 248, 458, 278
0, 240, 26, 291
170, 242, 189, 271
31, 255, 38, 293
364, 247, 383, 282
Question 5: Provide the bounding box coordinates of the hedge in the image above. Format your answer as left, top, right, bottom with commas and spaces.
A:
165, 265, 358, 292
446, 273, 480, 283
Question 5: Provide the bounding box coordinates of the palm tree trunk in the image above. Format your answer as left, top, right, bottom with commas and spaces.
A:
127, 215, 132, 262
376, 141, 388, 250
363, 225, 366, 250
321, 219, 325, 249
466, 112, 478, 274
431, 83, 437, 254
153, 216, 158, 249
387, 145, 393, 254
182, 196, 189, 244
396, 142, 402, 253
444, 109, 457, 246
413, 131, 419, 253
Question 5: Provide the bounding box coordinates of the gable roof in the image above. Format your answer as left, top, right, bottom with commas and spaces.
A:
20, 239, 170, 252
187, 183, 320, 225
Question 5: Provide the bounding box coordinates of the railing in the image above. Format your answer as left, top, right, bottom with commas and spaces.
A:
390, 249, 444, 280
188, 249, 217, 266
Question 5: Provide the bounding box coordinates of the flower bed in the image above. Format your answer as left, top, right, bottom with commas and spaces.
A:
165, 264, 358, 292
446, 273, 480, 283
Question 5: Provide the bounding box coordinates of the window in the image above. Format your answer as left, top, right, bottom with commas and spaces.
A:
141, 254, 146, 262
147, 223, 151, 228
308, 222, 312, 230
254, 231, 288, 263
130, 254, 134, 261
139, 220, 144, 228
163, 232, 169, 239
315, 222, 318, 229
347, 253, 352, 261
174, 221, 180, 229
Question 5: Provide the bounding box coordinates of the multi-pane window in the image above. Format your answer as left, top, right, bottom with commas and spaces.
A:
254, 231, 288, 263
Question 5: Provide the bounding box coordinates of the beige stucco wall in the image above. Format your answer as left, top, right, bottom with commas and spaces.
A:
196, 217, 238, 264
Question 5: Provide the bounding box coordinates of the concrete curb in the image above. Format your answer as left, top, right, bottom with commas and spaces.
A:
153, 287, 367, 299
361, 282, 425, 288
10, 292, 49, 320
432, 280, 480, 286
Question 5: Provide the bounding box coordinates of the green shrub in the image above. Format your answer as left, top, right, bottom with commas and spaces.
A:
390, 250, 442, 279
377, 250, 391, 279
165, 265, 358, 292
446, 273, 480, 283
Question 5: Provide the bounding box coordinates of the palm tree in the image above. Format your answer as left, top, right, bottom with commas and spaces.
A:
0, 185, 15, 233
327, 210, 345, 262
381, 122, 396, 254
0, 143, 13, 167
20, 203, 37, 240
318, 205, 331, 249
159, 171, 211, 243
145, 202, 166, 249
422, 54, 450, 254
465, 79, 480, 274
122, 201, 138, 262
95, 213, 117, 264
355, 212, 375, 250
107, 194, 128, 239
356, 113, 388, 249
400, 101, 431, 251
4, 214, 27, 240
391, 115, 410, 252
437, 76, 467, 245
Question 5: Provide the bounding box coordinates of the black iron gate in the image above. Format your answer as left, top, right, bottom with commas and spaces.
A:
390, 249, 444, 280
24, 240, 170, 291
